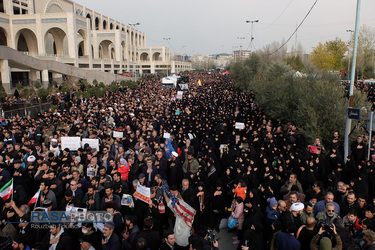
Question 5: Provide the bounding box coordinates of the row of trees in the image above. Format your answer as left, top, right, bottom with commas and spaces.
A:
229, 54, 371, 147
246, 25, 375, 79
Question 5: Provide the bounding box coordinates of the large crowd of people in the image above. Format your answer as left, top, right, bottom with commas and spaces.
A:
1, 72, 375, 250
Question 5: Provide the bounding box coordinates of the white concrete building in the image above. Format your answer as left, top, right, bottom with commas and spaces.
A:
0, 0, 191, 93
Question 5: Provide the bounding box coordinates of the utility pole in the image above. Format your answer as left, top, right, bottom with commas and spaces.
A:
344, 0, 361, 160
346, 29, 354, 81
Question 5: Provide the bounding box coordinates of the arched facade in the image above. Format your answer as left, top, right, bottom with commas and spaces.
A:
0, 0, 191, 94
140, 52, 149, 62
0, 27, 7, 46
153, 52, 161, 61
15, 28, 38, 54
44, 27, 68, 56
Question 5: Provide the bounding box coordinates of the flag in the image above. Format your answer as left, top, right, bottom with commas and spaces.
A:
174, 199, 195, 228
28, 188, 41, 206
0, 179, 13, 200
161, 186, 195, 228
198, 79, 202, 86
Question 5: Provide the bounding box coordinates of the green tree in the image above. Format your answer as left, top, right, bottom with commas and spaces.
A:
355, 25, 375, 79
229, 53, 263, 89
310, 40, 347, 71
310, 43, 336, 70
285, 55, 304, 71
230, 58, 371, 147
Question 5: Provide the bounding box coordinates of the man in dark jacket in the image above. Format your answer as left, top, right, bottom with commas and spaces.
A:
42, 224, 72, 250
102, 223, 121, 250
181, 179, 195, 208
122, 215, 140, 250
134, 217, 161, 250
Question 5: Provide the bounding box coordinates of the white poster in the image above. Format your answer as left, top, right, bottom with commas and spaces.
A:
82, 138, 99, 151
133, 183, 151, 204
61, 137, 81, 151
235, 122, 245, 130
163, 133, 170, 139
113, 131, 123, 138
177, 91, 183, 100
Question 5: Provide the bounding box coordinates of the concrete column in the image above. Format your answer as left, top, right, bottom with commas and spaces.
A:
86, 19, 93, 70
29, 70, 40, 86
52, 73, 63, 84
42, 70, 49, 89
35, 14, 44, 56
0, 60, 12, 94
66, 13, 78, 66
115, 30, 121, 62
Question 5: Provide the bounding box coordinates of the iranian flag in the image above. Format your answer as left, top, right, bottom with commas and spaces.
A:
0, 179, 13, 200
28, 188, 41, 206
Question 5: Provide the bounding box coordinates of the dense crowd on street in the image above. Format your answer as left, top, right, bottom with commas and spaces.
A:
2, 71, 375, 250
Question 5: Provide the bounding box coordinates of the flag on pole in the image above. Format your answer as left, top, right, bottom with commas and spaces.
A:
0, 179, 13, 200
28, 188, 41, 206
198, 79, 202, 86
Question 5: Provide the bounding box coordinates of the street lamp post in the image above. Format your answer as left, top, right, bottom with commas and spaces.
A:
163, 38, 171, 76
344, 0, 362, 160
346, 29, 354, 81
129, 22, 140, 81
246, 20, 259, 53
237, 37, 245, 60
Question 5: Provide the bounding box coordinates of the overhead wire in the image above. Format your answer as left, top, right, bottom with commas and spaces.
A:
263, 0, 294, 30
267, 0, 318, 55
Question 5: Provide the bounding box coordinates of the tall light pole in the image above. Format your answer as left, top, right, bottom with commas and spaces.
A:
346, 29, 354, 81
246, 19, 259, 53
129, 22, 140, 81
344, 0, 361, 160
237, 37, 245, 60
163, 38, 171, 76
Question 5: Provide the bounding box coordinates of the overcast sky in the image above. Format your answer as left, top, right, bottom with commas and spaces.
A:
73, 0, 375, 55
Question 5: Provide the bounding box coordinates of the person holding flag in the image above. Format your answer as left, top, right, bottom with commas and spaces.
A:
162, 185, 196, 248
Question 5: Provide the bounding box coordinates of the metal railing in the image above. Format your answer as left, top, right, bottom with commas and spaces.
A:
0, 102, 52, 119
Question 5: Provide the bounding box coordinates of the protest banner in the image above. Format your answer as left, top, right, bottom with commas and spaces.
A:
82, 138, 99, 151
163, 133, 170, 139
113, 131, 123, 138
177, 91, 183, 100
133, 183, 150, 204
235, 122, 245, 130
61, 137, 81, 151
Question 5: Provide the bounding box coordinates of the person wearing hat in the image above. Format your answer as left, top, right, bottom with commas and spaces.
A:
310, 222, 342, 250
12, 234, 30, 250
289, 202, 304, 232
266, 197, 280, 223
122, 215, 140, 250
169, 151, 183, 188
102, 223, 121, 250
49, 138, 60, 158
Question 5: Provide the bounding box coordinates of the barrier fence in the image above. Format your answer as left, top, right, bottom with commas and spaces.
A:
0, 102, 52, 119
